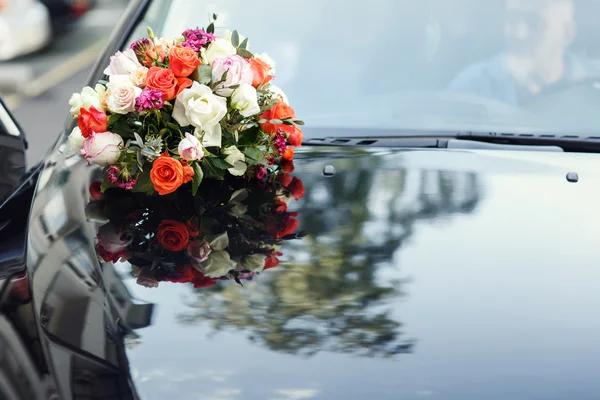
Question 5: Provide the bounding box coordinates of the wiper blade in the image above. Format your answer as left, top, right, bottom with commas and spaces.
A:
305, 131, 600, 153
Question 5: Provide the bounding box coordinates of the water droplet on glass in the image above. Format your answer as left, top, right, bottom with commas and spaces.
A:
323, 165, 336, 177
566, 172, 579, 183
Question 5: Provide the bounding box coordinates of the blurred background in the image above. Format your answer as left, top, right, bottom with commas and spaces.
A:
0, 0, 129, 166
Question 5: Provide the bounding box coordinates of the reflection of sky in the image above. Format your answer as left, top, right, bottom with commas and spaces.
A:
122, 151, 600, 399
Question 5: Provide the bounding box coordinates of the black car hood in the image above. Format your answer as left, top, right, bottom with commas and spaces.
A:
26, 145, 600, 400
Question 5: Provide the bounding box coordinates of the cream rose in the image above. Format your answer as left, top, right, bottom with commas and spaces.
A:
129, 67, 148, 87
68, 84, 106, 117
231, 84, 261, 117
68, 126, 85, 151
106, 75, 142, 114
172, 82, 227, 147
103, 48, 142, 76
81, 131, 123, 166
211, 54, 253, 96
202, 38, 237, 65
222, 145, 247, 176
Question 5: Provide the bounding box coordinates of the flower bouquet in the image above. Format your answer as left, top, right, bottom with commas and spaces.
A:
71, 17, 305, 287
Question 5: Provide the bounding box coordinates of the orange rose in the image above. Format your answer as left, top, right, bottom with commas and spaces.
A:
145, 67, 192, 101
169, 46, 201, 77
259, 100, 296, 135
145, 44, 166, 67
248, 57, 273, 88
157, 220, 190, 252
150, 153, 184, 195
181, 161, 195, 184
282, 146, 294, 161
78, 106, 107, 138
287, 126, 303, 147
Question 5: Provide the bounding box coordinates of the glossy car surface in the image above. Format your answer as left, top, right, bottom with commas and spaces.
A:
1, 0, 600, 399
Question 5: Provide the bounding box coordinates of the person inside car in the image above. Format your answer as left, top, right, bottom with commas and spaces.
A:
447, 0, 596, 106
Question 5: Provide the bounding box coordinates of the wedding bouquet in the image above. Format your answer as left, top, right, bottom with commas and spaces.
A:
72, 17, 305, 288
68, 17, 303, 196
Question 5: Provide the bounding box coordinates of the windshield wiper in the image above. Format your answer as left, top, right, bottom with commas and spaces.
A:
305, 131, 600, 153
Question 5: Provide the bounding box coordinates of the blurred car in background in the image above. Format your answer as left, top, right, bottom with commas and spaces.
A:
40, 0, 96, 35
0, 0, 51, 61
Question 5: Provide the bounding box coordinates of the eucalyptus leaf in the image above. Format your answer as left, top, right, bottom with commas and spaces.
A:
134, 132, 144, 146
197, 64, 212, 85
239, 37, 249, 50
231, 30, 240, 47
191, 162, 203, 196
236, 48, 253, 58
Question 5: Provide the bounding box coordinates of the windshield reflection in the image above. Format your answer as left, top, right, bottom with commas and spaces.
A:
177, 153, 481, 358
132, 0, 600, 134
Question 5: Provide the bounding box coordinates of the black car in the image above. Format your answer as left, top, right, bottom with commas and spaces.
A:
39, 0, 96, 34
1, 0, 600, 399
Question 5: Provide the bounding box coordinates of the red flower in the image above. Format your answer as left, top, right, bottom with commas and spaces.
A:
259, 100, 295, 135
264, 253, 280, 270
282, 147, 294, 161
185, 221, 199, 238
281, 159, 294, 172
157, 220, 190, 252
278, 173, 292, 188
78, 106, 107, 138
89, 181, 102, 199
277, 215, 299, 238
166, 265, 196, 283
96, 243, 126, 263
192, 271, 217, 288
287, 177, 305, 200
181, 161, 195, 184
287, 126, 303, 147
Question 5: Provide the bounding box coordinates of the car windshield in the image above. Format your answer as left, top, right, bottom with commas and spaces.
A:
126, 0, 600, 136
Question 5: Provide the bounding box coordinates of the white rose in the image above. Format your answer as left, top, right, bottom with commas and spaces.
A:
155, 35, 183, 49
68, 84, 106, 117
211, 54, 253, 96
172, 82, 227, 147
231, 84, 261, 117
269, 84, 289, 104
106, 75, 142, 115
200, 250, 236, 278
178, 132, 204, 161
241, 254, 267, 272
68, 126, 85, 151
202, 38, 237, 65
81, 131, 123, 166
222, 145, 247, 176
103, 48, 142, 76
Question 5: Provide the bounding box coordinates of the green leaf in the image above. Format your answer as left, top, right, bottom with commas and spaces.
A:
243, 147, 262, 162
166, 122, 181, 131
201, 159, 226, 180
231, 30, 240, 47
207, 232, 229, 251
131, 167, 155, 194
237, 126, 260, 146
207, 156, 233, 170
293, 119, 305, 126
108, 113, 121, 126
206, 22, 215, 34
100, 176, 115, 192
197, 64, 212, 85
191, 162, 203, 196
239, 37, 249, 50
136, 150, 144, 172
236, 48, 253, 58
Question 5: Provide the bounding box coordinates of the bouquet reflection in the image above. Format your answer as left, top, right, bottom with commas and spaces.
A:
87, 165, 304, 288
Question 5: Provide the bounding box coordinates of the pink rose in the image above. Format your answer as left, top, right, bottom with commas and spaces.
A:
187, 240, 211, 264
81, 131, 123, 166
177, 132, 204, 161
211, 54, 253, 96
103, 48, 142, 76
97, 222, 132, 253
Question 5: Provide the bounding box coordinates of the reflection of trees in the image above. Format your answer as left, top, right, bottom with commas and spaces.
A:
178, 163, 481, 358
